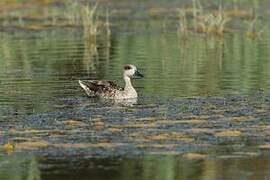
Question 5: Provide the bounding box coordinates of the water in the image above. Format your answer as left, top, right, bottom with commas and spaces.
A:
1, 29, 270, 115
1, 1, 270, 179
1, 152, 270, 180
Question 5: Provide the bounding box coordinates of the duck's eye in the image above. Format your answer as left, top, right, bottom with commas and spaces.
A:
124, 65, 131, 70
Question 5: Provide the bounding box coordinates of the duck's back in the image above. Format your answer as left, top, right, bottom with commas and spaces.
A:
79, 80, 122, 98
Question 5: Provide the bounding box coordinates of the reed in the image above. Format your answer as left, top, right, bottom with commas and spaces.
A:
63, 1, 81, 26
177, 0, 231, 35
177, 9, 188, 35
197, 12, 231, 34
81, 3, 99, 39
245, 18, 264, 39
105, 9, 111, 37
62, 2, 111, 41
192, 0, 203, 31
195, 2, 230, 35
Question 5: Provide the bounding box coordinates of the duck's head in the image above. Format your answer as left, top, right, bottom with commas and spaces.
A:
123, 64, 144, 79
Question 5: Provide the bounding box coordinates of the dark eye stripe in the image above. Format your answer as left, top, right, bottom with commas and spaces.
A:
124, 65, 131, 70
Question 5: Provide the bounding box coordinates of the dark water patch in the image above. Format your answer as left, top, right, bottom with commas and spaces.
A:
1, 150, 270, 180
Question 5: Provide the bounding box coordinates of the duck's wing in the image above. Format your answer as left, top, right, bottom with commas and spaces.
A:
79, 80, 122, 96
97, 80, 122, 90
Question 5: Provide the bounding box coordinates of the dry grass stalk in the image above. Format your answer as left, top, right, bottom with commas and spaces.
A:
178, 9, 188, 35
81, 3, 99, 39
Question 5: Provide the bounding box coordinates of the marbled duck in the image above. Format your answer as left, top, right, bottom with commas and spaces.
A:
79, 64, 143, 99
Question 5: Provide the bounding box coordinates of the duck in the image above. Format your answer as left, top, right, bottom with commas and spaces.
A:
79, 64, 144, 99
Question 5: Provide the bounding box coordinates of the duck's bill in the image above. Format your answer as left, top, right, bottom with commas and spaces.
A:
133, 70, 144, 79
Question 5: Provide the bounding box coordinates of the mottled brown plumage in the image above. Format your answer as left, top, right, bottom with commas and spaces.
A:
79, 80, 122, 97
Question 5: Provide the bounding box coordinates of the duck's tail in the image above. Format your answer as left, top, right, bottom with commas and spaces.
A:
78, 80, 95, 97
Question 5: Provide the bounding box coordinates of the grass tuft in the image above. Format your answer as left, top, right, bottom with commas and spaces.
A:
193, 0, 231, 35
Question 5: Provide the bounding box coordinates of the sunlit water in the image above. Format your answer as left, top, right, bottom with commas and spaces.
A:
1, 6, 270, 180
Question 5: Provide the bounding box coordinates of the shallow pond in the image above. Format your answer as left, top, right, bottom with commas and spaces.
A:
1, 1, 270, 179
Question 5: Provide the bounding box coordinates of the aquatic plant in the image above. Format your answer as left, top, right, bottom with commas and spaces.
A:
62, 1, 111, 41
197, 10, 231, 35
62, 1, 111, 62
191, 0, 203, 32
176, 0, 267, 36
193, 1, 231, 35
63, 1, 81, 26
177, 0, 232, 36
177, 9, 188, 35
105, 9, 111, 37
63, 1, 99, 38
81, 3, 99, 39
245, 17, 264, 39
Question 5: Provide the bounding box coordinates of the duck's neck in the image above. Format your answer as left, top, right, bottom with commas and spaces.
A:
124, 76, 136, 93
